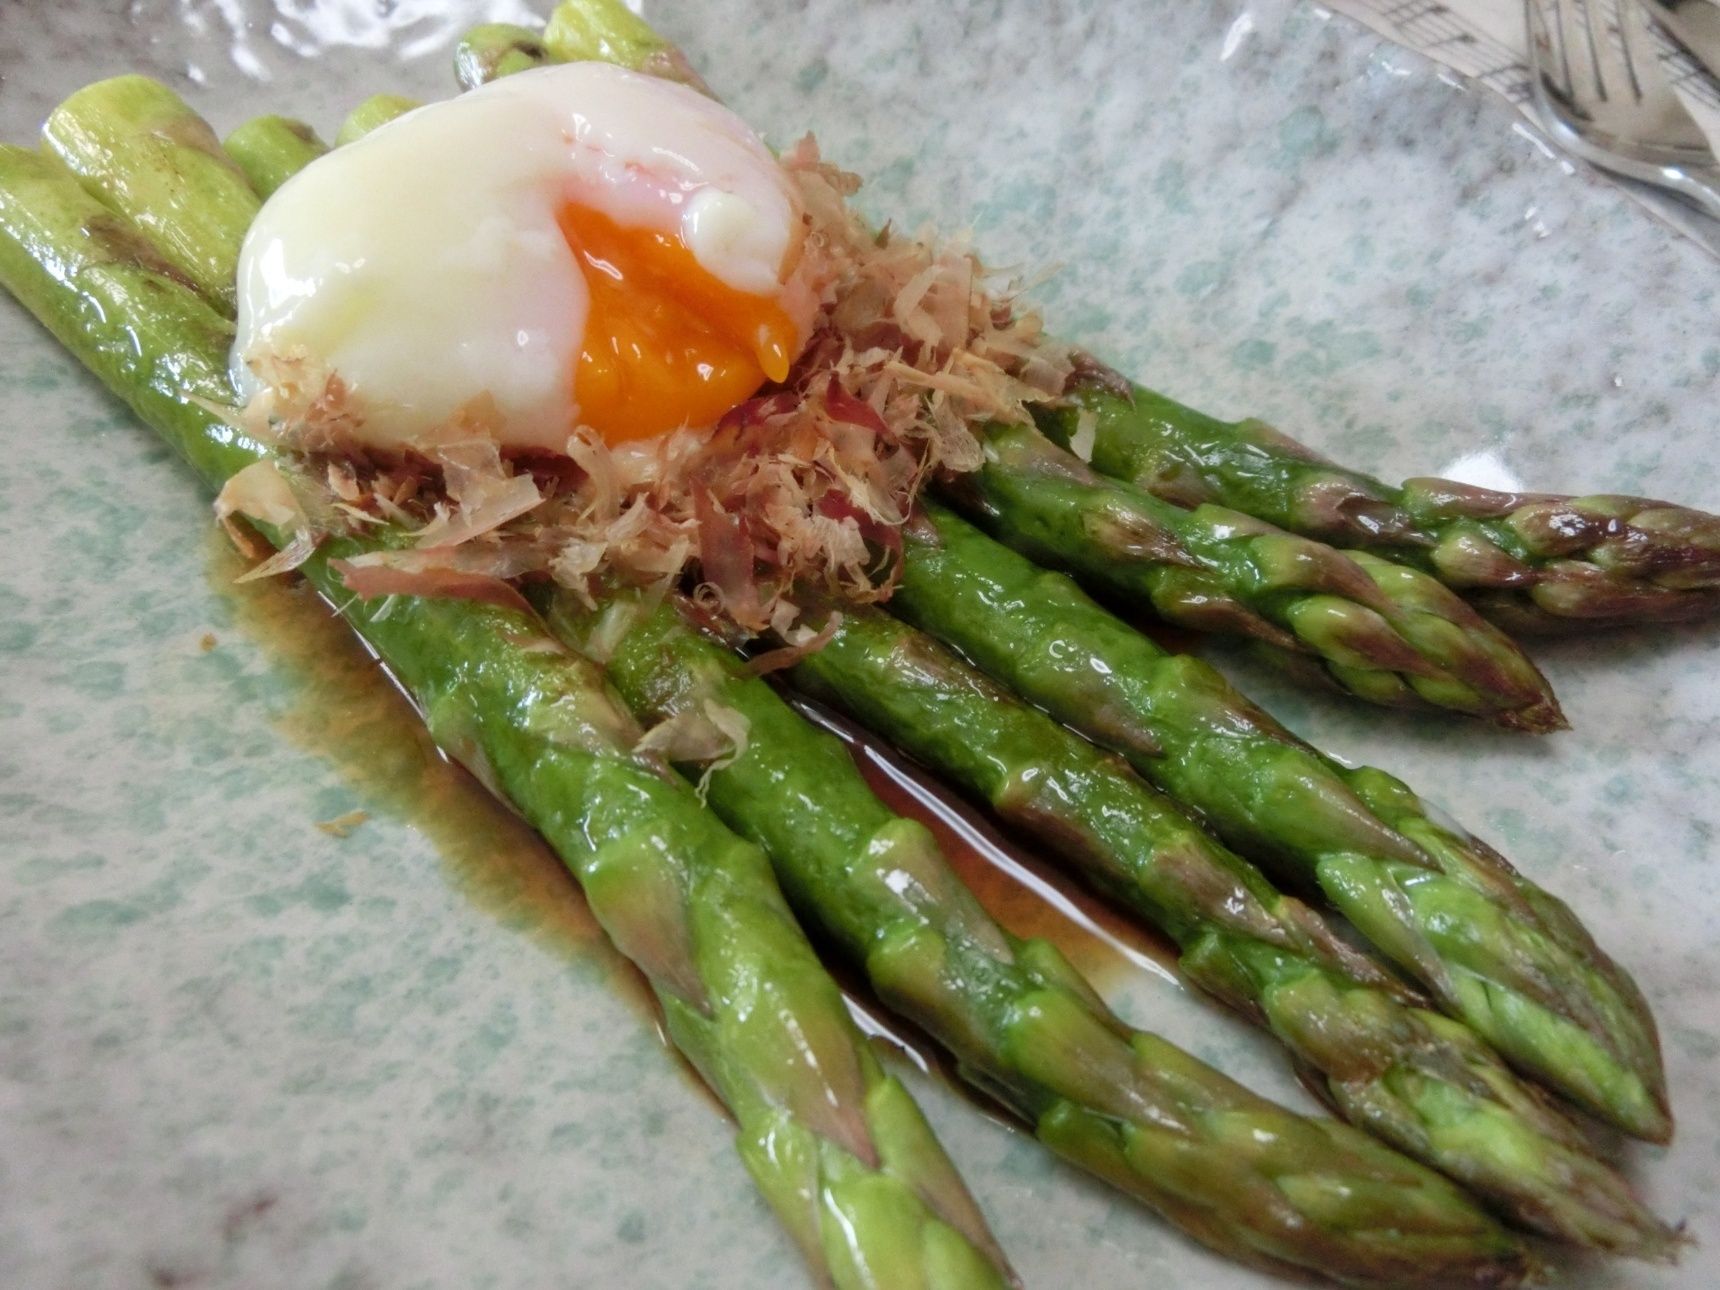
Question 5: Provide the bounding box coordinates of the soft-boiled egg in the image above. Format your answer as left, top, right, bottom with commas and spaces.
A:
230, 62, 817, 452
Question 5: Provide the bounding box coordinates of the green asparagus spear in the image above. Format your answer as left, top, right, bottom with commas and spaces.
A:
0, 132, 1019, 1290
1041, 377, 1720, 630
222, 115, 328, 199
943, 419, 1564, 730
40, 76, 259, 313
889, 503, 1669, 1143
543, 0, 712, 94
763, 596, 1672, 1255
454, 23, 554, 91
334, 92, 420, 146
544, 587, 1531, 1285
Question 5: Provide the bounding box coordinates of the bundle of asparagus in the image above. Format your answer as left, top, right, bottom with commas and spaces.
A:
547, 587, 1531, 1283
891, 506, 1669, 1145
0, 0, 1697, 1284
0, 58, 1537, 1290
528, 0, 1672, 1141
449, 5, 1718, 684
468, 0, 1686, 1263
776, 591, 1671, 1255
0, 125, 1020, 1290
1037, 375, 1720, 631
941, 419, 1566, 729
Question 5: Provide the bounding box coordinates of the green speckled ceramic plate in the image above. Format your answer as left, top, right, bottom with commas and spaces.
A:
2, 3, 1716, 1287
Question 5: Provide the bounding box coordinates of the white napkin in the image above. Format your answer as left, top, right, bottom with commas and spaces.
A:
1329, 0, 1720, 141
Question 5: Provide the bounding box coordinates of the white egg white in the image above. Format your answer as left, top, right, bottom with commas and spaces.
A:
230, 61, 809, 452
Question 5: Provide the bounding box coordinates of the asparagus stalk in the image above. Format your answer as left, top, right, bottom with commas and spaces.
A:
545, 587, 1531, 1285
454, 23, 553, 91
334, 92, 421, 146
770, 597, 1674, 1255
889, 503, 1669, 1144
0, 126, 1019, 1290
40, 76, 259, 313
543, 0, 712, 93
943, 420, 1564, 730
1041, 378, 1720, 630
222, 115, 328, 199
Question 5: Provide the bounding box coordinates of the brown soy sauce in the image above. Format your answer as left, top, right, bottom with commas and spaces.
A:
206, 535, 649, 997
789, 693, 1181, 994
209, 535, 1182, 1105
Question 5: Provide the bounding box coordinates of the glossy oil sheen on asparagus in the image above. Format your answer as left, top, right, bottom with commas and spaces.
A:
890, 503, 1669, 1144
543, 587, 1531, 1285
777, 595, 1675, 1257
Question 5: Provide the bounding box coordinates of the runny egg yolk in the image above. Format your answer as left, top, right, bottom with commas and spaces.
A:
559, 203, 802, 445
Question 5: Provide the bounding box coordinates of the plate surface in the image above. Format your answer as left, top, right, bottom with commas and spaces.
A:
1, 2, 1716, 1287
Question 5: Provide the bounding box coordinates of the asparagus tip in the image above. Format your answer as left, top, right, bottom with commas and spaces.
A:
1495, 694, 1570, 735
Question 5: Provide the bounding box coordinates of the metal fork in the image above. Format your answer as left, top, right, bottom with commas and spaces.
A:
1525, 0, 1720, 217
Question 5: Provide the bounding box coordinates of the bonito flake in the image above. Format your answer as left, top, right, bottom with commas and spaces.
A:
230, 136, 1072, 636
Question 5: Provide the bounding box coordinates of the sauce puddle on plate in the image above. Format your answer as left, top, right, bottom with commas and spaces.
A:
208, 533, 1186, 1111
206, 533, 641, 993
791, 693, 1181, 996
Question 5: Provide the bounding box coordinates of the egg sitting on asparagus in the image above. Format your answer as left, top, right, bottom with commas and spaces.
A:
231, 61, 819, 452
